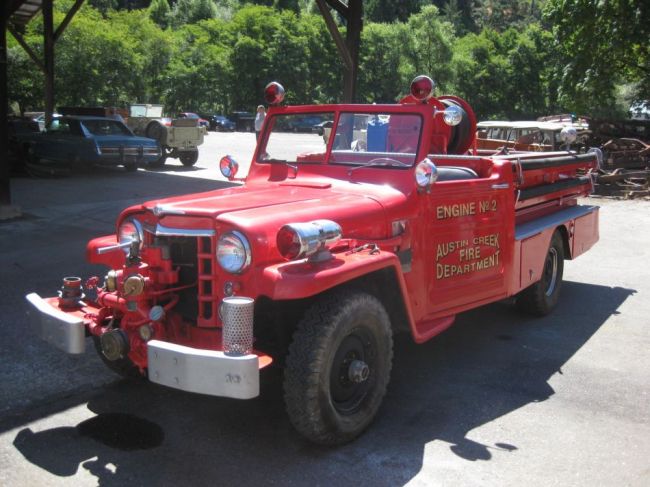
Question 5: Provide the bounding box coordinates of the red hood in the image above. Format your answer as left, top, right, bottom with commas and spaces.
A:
139, 180, 407, 240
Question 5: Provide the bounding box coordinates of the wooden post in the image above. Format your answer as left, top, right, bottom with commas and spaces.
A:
0, 13, 10, 207
316, 0, 363, 103
343, 0, 362, 103
43, 0, 54, 126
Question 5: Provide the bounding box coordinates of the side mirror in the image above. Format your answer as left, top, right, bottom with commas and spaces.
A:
219, 155, 239, 180
415, 158, 438, 193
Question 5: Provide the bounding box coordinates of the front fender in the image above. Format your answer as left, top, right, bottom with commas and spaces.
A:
87, 235, 125, 268
259, 249, 403, 300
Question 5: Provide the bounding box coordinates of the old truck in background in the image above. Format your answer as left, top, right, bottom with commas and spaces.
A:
127, 104, 205, 168
25, 77, 600, 446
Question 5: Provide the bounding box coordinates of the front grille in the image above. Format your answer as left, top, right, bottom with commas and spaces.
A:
197, 236, 218, 327
152, 235, 218, 327
99, 146, 159, 156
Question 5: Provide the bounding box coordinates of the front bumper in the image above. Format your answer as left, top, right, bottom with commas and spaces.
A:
25, 292, 260, 399
25, 293, 86, 354
147, 340, 259, 399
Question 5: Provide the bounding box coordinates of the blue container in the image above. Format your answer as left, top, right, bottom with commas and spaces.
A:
367, 116, 388, 152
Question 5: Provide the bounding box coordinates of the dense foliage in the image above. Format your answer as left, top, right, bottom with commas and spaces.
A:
7, 0, 649, 120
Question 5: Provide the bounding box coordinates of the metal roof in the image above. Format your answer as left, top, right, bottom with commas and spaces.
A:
8, 0, 43, 28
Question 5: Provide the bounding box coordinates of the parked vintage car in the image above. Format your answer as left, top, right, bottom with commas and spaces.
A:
7, 115, 41, 173
19, 115, 161, 175
476, 120, 590, 152
177, 112, 210, 130
203, 114, 236, 132
287, 115, 324, 132
126, 104, 204, 167
25, 111, 62, 131
229, 111, 255, 132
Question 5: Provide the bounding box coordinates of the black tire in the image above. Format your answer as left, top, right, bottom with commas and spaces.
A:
516, 231, 565, 316
148, 154, 167, 168
145, 121, 165, 142
92, 336, 143, 380
180, 150, 199, 167
283, 291, 393, 445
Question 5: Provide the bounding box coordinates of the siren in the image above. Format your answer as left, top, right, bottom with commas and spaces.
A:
410, 75, 435, 102
264, 82, 285, 105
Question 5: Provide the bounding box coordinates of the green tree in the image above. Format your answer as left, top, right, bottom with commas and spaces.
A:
358, 23, 405, 103
400, 5, 456, 92
545, 0, 650, 116
148, 0, 171, 28
365, 0, 431, 22
169, 0, 218, 28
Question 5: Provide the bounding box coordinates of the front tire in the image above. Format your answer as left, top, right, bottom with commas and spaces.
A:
283, 291, 393, 445
516, 231, 565, 316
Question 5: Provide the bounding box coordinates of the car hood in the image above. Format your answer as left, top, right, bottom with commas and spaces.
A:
139, 181, 407, 241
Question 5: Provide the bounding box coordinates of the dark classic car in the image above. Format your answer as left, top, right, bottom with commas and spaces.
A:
229, 111, 255, 132
203, 114, 236, 132
8, 115, 41, 173
18, 116, 161, 174
177, 112, 210, 130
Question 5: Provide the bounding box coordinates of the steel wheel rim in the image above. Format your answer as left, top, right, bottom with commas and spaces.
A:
544, 247, 558, 297
329, 328, 376, 415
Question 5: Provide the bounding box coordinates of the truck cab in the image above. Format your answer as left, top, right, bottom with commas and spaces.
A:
26, 77, 599, 445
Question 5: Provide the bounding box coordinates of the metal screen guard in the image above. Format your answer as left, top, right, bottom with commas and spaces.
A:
220, 297, 254, 356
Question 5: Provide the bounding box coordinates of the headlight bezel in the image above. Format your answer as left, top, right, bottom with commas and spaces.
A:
217, 230, 251, 274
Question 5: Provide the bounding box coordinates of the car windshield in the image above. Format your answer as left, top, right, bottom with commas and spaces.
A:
260, 112, 422, 167
82, 119, 132, 136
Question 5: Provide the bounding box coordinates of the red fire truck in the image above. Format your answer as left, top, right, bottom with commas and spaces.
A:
26, 77, 600, 445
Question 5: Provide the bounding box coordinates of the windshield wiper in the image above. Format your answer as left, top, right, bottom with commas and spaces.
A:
347, 157, 411, 176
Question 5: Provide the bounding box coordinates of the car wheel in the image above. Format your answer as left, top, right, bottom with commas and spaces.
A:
283, 291, 393, 445
180, 150, 199, 167
148, 154, 167, 168
516, 231, 565, 316
145, 121, 165, 142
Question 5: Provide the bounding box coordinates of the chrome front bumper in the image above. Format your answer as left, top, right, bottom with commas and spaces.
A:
25, 293, 86, 354
147, 340, 260, 399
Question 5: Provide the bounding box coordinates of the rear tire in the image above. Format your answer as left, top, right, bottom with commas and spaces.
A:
180, 150, 199, 167
516, 231, 564, 316
283, 291, 393, 445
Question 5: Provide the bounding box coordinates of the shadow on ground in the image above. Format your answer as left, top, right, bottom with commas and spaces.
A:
10, 281, 633, 486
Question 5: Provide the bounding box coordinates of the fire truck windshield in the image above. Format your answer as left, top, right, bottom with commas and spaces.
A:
260, 111, 423, 168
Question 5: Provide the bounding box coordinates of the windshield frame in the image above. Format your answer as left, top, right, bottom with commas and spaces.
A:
255, 104, 428, 169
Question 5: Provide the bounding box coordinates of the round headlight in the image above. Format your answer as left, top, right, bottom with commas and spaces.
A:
217, 231, 251, 273
118, 218, 144, 253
